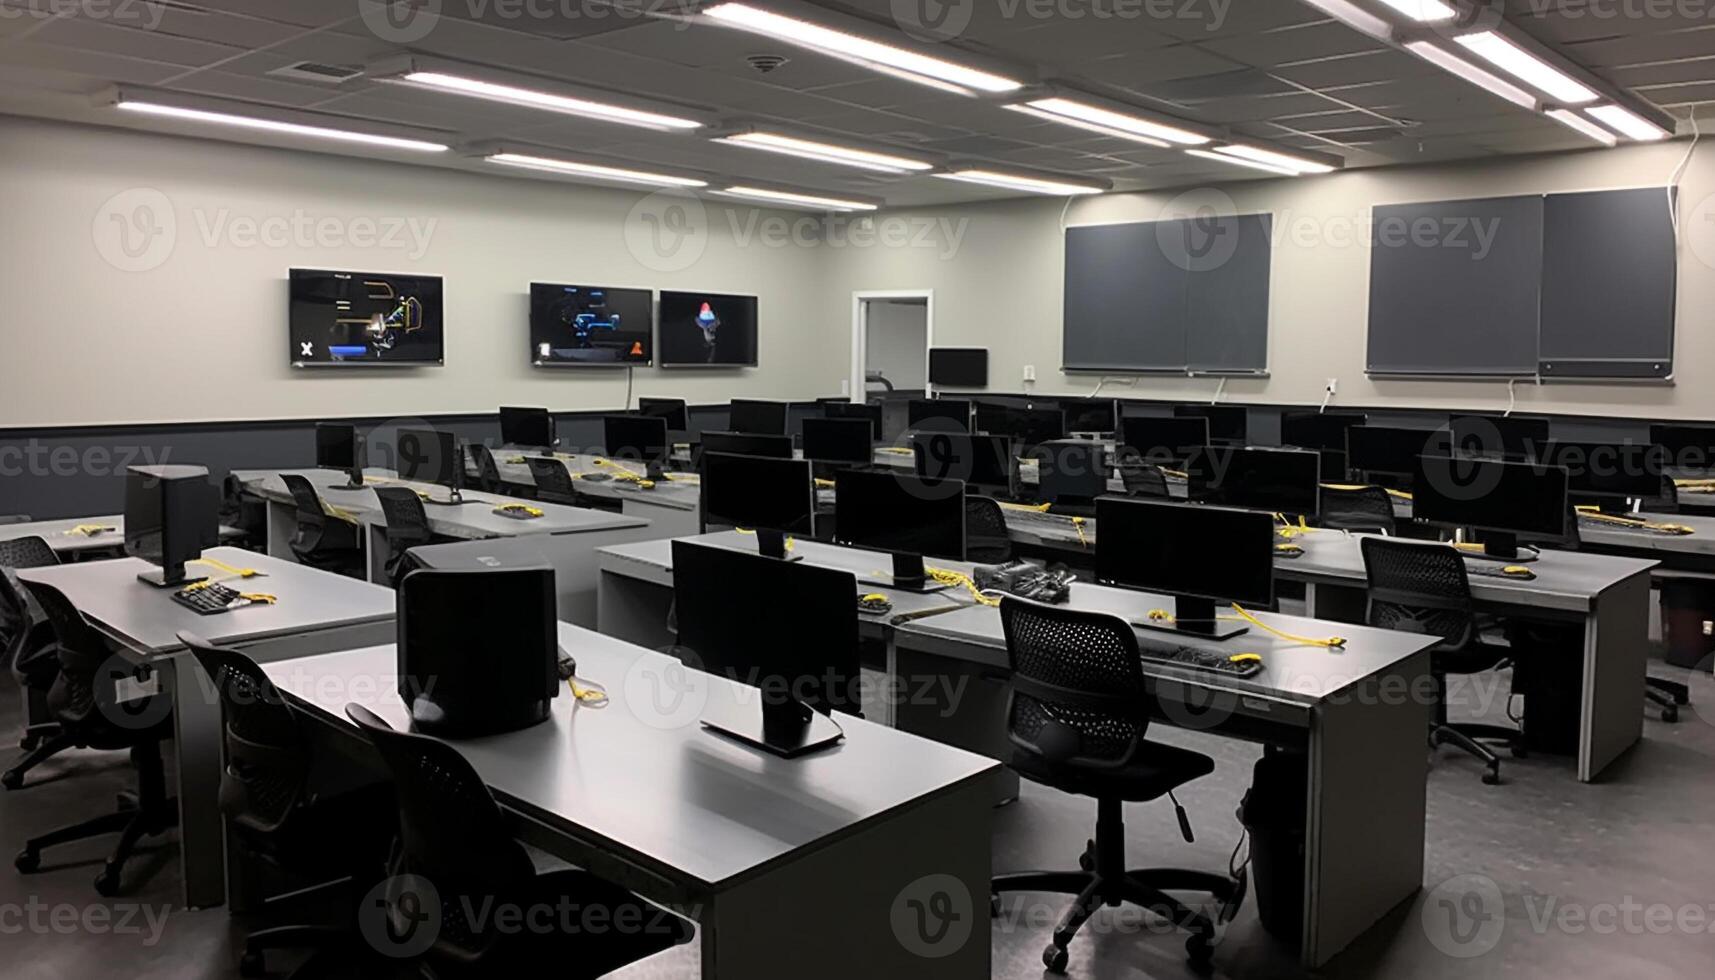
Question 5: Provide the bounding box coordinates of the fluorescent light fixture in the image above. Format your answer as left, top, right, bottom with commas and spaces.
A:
714, 186, 878, 211
934, 169, 1104, 196
1003, 104, 1168, 148
1187, 149, 1302, 176
1454, 31, 1598, 105
1298, 0, 1394, 40
1404, 41, 1537, 110
486, 153, 707, 187
1375, 0, 1457, 21
701, 2, 1022, 94
1586, 104, 1670, 141
713, 132, 933, 173
115, 100, 447, 152
1211, 144, 1335, 174
398, 71, 702, 131
1548, 109, 1617, 146
1013, 98, 1210, 146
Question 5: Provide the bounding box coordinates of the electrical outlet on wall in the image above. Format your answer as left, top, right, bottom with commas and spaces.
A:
1023, 365, 1037, 383
1325, 378, 1338, 396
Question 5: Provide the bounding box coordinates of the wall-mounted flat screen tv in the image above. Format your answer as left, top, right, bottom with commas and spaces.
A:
658, 290, 758, 367
290, 269, 443, 367
530, 283, 654, 367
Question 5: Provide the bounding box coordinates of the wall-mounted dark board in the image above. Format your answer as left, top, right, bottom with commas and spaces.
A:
1538, 187, 1676, 379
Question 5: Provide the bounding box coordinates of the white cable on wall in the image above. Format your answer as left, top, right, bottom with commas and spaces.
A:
1668, 110, 1702, 242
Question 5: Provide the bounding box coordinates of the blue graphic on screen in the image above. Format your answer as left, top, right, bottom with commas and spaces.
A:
530, 283, 652, 366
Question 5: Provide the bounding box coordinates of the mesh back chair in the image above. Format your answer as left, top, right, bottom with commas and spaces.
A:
466, 443, 503, 494
1115, 451, 1171, 499
180, 634, 395, 976
1318, 486, 1397, 535
527, 457, 580, 506
344, 705, 694, 976
15, 581, 176, 895
965, 496, 1014, 564
372, 487, 435, 585
2, 537, 67, 789
990, 598, 1239, 972
280, 474, 361, 574
1361, 538, 1521, 784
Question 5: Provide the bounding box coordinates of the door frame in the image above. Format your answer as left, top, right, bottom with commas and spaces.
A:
851, 289, 935, 402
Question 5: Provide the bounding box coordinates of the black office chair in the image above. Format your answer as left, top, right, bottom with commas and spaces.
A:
280, 474, 363, 575
1115, 451, 1171, 499
371, 487, 435, 585
343, 705, 695, 977
2, 537, 69, 790
1360, 537, 1521, 785
466, 443, 503, 494
989, 598, 1237, 972
14, 580, 177, 894
965, 496, 1014, 564
179, 633, 396, 977
527, 457, 581, 506
1318, 486, 1397, 535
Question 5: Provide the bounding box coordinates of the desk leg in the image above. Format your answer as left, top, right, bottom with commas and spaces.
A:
264, 501, 296, 562
597, 570, 677, 650
1579, 573, 1650, 782
364, 524, 388, 584
889, 639, 1019, 807
699, 778, 992, 980
167, 651, 226, 910
1303, 582, 1368, 624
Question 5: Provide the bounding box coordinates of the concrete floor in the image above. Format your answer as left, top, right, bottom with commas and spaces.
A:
2, 656, 1712, 979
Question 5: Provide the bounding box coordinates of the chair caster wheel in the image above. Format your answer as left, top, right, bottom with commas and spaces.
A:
1, 769, 23, 791
1662, 708, 1679, 724
93, 868, 120, 897
15, 848, 40, 873
1187, 934, 1215, 974
1042, 943, 1069, 973
1482, 770, 1501, 786
239, 951, 265, 977
1078, 839, 1096, 872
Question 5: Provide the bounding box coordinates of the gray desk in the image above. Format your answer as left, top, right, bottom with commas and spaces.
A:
265, 623, 1000, 980
0, 515, 244, 558
890, 583, 1436, 968
481, 449, 705, 539
16, 548, 395, 911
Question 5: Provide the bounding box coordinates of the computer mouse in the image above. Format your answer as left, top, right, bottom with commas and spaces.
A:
1229, 653, 1263, 665
1275, 544, 1304, 558
858, 594, 894, 615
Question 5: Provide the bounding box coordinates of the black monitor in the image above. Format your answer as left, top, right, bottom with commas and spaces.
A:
833, 469, 965, 591
802, 418, 874, 466
604, 416, 670, 480
396, 428, 469, 506
1095, 497, 1275, 642
1186, 447, 1321, 518
1651, 423, 1715, 472
908, 398, 971, 433
1062, 398, 1120, 435
1281, 411, 1367, 452
397, 567, 558, 737
823, 401, 883, 442
658, 290, 758, 367
638, 397, 690, 432
976, 403, 1064, 451
529, 283, 653, 367
699, 431, 793, 460
928, 348, 988, 388
729, 399, 787, 435
1542, 442, 1665, 508
1037, 440, 1109, 510
699, 453, 814, 559
1174, 405, 1249, 444
124, 464, 218, 588
671, 541, 853, 757
1450, 414, 1549, 461
1346, 426, 1453, 486
499, 406, 555, 450
315, 423, 365, 491
289, 268, 443, 366
913, 433, 1016, 497
1413, 456, 1570, 558
1121, 417, 1209, 466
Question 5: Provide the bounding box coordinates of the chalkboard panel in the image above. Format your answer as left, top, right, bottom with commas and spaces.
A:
1538, 187, 1675, 379
1186, 214, 1272, 374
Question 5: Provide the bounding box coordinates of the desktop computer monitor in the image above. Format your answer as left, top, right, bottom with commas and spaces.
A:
1174, 405, 1248, 444
671, 540, 856, 757
1649, 423, 1715, 473
700, 453, 814, 559
729, 399, 787, 436
638, 397, 690, 433
802, 418, 874, 467
908, 398, 972, 433
928, 348, 988, 388
499, 407, 554, 449
1121, 417, 1208, 466
1186, 447, 1321, 518
1037, 440, 1109, 509
823, 401, 883, 442
913, 432, 1016, 497
1095, 498, 1274, 641
975, 404, 1064, 452
1281, 411, 1367, 451
124, 464, 218, 587
1062, 398, 1119, 435
604, 416, 670, 480
396, 428, 468, 505
1450, 414, 1548, 461
699, 431, 793, 460
397, 567, 558, 737
833, 469, 965, 591
315, 423, 365, 490
1542, 442, 1665, 509
1413, 456, 1569, 558
1346, 426, 1452, 486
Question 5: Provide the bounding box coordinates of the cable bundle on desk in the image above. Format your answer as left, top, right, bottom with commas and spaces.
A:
1145, 606, 1346, 649
1574, 507, 1694, 536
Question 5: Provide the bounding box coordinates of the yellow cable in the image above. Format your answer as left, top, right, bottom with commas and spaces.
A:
815, 478, 836, 490
926, 567, 1001, 607
1574, 507, 1693, 535
191, 557, 261, 579
733, 528, 797, 551
1072, 517, 1088, 548
566, 677, 610, 706
999, 501, 1053, 513
1146, 606, 1346, 649
63, 524, 117, 537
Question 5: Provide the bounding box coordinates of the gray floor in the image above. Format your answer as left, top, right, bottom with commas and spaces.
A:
2, 652, 1712, 979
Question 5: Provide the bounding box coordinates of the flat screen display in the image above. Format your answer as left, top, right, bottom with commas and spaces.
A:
1186, 447, 1321, 517
290, 269, 443, 366
1096, 498, 1275, 606
1413, 457, 1569, 538
913, 433, 1014, 494
833, 470, 965, 560
659, 290, 758, 367
1281, 411, 1367, 451
701, 454, 813, 534
928, 348, 988, 387
1174, 405, 1248, 444
1121, 417, 1209, 465
530, 283, 653, 367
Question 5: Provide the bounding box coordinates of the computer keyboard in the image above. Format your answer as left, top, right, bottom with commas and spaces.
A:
1464, 562, 1538, 581
172, 583, 253, 615
1138, 642, 1265, 678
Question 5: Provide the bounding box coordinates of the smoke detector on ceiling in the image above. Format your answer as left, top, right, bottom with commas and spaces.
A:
267, 62, 364, 84
745, 54, 790, 75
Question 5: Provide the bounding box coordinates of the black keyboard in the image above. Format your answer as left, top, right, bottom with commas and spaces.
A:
171, 583, 248, 615
1138, 643, 1264, 678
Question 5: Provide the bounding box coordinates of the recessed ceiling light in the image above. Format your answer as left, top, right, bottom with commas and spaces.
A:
1404, 41, 1537, 110
1297, 0, 1394, 40
1186, 149, 1302, 177
714, 186, 878, 211
1546, 110, 1617, 146
713, 132, 933, 174
701, 2, 1022, 95
934, 169, 1105, 196
1454, 31, 1598, 105
397, 71, 702, 131
1211, 144, 1336, 174
1011, 98, 1210, 146
1375, 0, 1457, 22
115, 100, 447, 152
1585, 104, 1670, 141
485, 153, 707, 188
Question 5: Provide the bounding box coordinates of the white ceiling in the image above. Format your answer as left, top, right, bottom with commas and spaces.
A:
0, 0, 1708, 208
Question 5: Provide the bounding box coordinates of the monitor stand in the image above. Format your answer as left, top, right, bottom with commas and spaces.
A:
1462, 533, 1540, 563
701, 696, 844, 759
422, 488, 473, 507
863, 553, 947, 594
335, 465, 366, 492
755, 529, 802, 563
137, 563, 205, 589
1134, 596, 1247, 643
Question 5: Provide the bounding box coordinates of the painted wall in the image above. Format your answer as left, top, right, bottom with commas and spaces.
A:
865, 298, 929, 392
